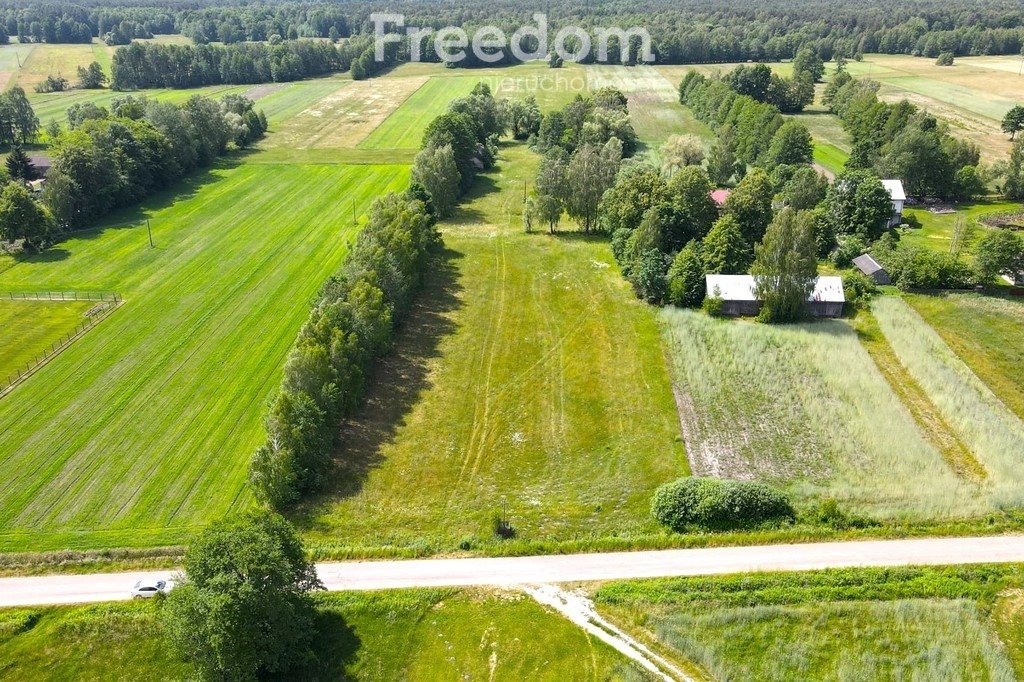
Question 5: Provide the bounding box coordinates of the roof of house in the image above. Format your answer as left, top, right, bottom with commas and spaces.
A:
852, 253, 885, 275
26, 153, 52, 172
710, 188, 731, 206
705, 274, 845, 303
882, 179, 906, 202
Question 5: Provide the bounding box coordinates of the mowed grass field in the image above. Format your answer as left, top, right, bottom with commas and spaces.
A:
595, 567, 1021, 681
298, 143, 687, 554
0, 161, 410, 551
659, 307, 983, 519
0, 300, 95, 379
358, 75, 482, 149
0, 589, 636, 680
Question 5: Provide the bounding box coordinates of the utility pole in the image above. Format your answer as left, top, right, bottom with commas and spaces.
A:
146, 219, 154, 248
352, 199, 357, 225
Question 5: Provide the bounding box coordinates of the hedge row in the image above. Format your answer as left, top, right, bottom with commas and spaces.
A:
248, 191, 439, 508
651, 476, 795, 532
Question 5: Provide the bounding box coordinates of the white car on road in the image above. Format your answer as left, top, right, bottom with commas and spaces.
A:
130, 579, 172, 599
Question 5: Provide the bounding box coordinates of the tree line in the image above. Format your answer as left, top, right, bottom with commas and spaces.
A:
111, 40, 345, 89
8, 0, 1024, 64
0, 92, 265, 250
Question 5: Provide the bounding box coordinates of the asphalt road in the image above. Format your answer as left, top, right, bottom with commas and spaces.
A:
2, 535, 1022, 607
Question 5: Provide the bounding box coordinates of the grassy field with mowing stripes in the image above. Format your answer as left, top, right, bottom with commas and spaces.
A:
358, 76, 482, 150
0, 300, 95, 379
0, 161, 409, 551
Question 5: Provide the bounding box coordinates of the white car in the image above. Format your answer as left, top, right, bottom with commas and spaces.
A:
130, 579, 172, 599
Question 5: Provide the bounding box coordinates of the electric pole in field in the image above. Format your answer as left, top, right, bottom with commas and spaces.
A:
147, 219, 154, 248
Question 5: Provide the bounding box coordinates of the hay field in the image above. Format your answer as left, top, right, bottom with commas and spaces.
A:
0, 299, 95, 379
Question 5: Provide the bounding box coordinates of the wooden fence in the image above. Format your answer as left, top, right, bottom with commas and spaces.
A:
0, 293, 123, 398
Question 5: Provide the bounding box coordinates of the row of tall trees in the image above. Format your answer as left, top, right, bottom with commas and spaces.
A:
825, 72, 984, 200
249, 191, 439, 508
111, 40, 343, 90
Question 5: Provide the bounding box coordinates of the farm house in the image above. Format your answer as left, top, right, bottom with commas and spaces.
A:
882, 179, 906, 226
852, 253, 891, 285
705, 275, 846, 318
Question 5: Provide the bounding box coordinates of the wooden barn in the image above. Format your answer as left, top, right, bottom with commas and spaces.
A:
705, 274, 846, 318
852, 253, 891, 285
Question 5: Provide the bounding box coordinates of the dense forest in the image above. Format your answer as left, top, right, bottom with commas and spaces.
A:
2, 0, 1024, 63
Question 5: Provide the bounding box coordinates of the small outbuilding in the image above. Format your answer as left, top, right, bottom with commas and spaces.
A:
705, 274, 845, 318
26, 153, 52, 178
882, 179, 906, 227
852, 253, 891, 285
710, 188, 731, 208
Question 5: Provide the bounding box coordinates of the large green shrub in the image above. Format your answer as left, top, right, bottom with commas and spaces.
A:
651, 477, 794, 531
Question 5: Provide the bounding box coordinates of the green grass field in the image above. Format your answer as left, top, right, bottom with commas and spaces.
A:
0, 300, 95, 379
659, 307, 981, 519
873, 296, 1024, 510
594, 565, 1022, 681
903, 293, 1024, 424
901, 200, 1023, 254
359, 76, 482, 149
0, 161, 410, 552
31, 77, 346, 128
297, 143, 687, 555
0, 589, 636, 680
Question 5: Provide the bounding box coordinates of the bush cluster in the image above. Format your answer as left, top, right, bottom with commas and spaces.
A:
249, 192, 439, 508
651, 477, 795, 532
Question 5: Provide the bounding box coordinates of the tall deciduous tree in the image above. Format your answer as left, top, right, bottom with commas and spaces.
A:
752, 208, 818, 323
162, 512, 323, 681
660, 134, 705, 176
822, 169, 894, 241
0, 181, 52, 249
974, 229, 1024, 283
766, 121, 813, 167
723, 168, 775, 244
1002, 105, 1024, 140
702, 214, 751, 274
412, 144, 460, 217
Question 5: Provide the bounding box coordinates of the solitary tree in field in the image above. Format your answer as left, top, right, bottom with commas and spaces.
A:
76, 61, 107, 89
1002, 105, 1024, 140
162, 512, 323, 681
752, 208, 818, 323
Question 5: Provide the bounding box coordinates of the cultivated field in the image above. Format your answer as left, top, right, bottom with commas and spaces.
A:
298, 143, 687, 554
0, 589, 636, 679
0, 299, 95, 379
11, 41, 112, 92
595, 567, 1021, 681
906, 293, 1024, 421
846, 54, 1024, 162
659, 307, 982, 519
0, 161, 410, 552
873, 296, 1024, 510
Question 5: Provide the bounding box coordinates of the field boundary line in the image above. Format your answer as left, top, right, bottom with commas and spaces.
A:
355, 76, 436, 149
0, 292, 123, 399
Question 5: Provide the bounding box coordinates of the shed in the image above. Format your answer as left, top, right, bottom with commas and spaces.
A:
852, 253, 890, 285
705, 274, 845, 318
882, 179, 906, 227
26, 153, 52, 177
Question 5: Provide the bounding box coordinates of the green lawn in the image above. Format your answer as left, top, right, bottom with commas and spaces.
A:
904, 293, 1024, 423
659, 307, 980, 519
0, 162, 410, 552
901, 200, 1023, 255
811, 141, 848, 176
595, 565, 1021, 681
358, 76, 482, 149
0, 589, 636, 680
297, 143, 687, 556
0, 300, 95, 380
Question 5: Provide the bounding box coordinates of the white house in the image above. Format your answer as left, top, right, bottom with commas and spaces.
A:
705, 275, 846, 318
882, 179, 906, 227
